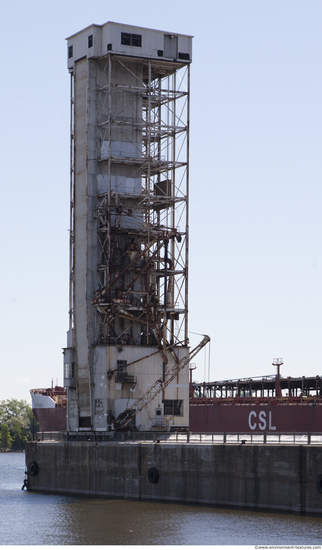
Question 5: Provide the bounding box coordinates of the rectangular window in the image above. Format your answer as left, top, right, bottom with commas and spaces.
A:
68, 45, 73, 59
121, 32, 131, 46
163, 399, 183, 416
121, 32, 142, 48
131, 34, 142, 47
64, 363, 69, 379
88, 34, 93, 48
64, 362, 75, 379
117, 360, 127, 372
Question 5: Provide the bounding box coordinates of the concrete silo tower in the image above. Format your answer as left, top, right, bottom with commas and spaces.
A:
63, 22, 192, 432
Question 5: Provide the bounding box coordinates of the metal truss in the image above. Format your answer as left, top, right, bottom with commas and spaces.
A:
70, 53, 190, 355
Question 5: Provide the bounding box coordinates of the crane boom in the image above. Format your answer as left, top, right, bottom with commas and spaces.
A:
114, 334, 210, 429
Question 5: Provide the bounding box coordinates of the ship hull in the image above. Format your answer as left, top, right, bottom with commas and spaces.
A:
189, 403, 322, 433
32, 402, 322, 434
32, 407, 66, 432
30, 387, 67, 432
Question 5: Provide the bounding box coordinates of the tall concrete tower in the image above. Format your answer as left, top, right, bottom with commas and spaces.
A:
63, 22, 192, 432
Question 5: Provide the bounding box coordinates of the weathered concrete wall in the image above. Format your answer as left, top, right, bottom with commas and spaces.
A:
26, 441, 322, 515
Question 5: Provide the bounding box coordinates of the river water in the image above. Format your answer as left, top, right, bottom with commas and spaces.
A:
1, 453, 322, 546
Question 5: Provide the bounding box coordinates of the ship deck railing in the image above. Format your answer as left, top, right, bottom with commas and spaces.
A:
36, 430, 322, 445
190, 396, 322, 405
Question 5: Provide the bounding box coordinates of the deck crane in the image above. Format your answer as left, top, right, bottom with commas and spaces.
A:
114, 334, 211, 430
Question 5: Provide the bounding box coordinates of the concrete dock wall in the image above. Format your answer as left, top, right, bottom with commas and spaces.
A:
26, 441, 322, 515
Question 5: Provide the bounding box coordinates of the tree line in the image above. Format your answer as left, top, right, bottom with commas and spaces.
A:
0, 399, 39, 451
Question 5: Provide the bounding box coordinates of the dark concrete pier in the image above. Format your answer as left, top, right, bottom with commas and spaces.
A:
26, 440, 322, 515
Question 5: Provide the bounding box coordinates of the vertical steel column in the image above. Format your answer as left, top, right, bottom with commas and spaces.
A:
147, 59, 151, 246
107, 55, 112, 287
171, 72, 176, 345
146, 60, 152, 346
69, 70, 75, 331
185, 64, 190, 345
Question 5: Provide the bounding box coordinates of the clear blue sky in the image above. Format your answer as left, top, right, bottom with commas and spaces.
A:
1, 0, 321, 402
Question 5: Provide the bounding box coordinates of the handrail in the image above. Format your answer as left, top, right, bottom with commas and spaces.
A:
35, 430, 322, 445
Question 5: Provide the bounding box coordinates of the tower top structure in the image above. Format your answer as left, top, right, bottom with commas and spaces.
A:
66, 21, 193, 68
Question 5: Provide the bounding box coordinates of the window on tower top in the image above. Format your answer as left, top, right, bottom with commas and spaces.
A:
121, 32, 142, 48
131, 34, 142, 47
121, 32, 131, 46
88, 34, 93, 48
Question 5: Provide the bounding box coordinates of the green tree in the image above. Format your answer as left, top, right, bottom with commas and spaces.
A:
0, 399, 29, 421
0, 399, 39, 447
0, 424, 12, 450
11, 422, 27, 450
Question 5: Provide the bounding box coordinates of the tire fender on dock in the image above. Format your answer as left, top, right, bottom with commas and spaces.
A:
148, 467, 159, 484
29, 461, 39, 476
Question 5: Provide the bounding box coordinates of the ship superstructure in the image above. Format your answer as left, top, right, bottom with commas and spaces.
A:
63, 22, 193, 432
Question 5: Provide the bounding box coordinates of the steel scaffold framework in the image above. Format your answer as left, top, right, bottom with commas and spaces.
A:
69, 53, 190, 356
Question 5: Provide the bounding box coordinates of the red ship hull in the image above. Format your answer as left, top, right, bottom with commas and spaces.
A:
30, 386, 67, 432
189, 370, 322, 433
189, 403, 322, 433
32, 407, 66, 432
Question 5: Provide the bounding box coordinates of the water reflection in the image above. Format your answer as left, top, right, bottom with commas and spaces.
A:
1, 454, 322, 545
59, 499, 322, 546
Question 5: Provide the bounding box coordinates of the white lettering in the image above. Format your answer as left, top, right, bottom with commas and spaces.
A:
248, 410, 256, 430
259, 410, 266, 431
269, 411, 276, 431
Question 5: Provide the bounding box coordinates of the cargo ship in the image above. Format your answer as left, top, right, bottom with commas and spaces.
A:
190, 359, 322, 433
30, 360, 322, 434
30, 384, 66, 432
